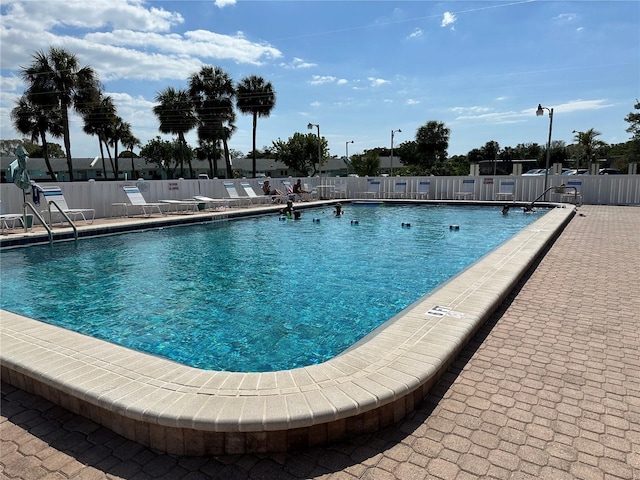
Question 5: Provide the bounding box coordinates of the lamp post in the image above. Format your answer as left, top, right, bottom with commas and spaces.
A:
536, 104, 553, 200
307, 123, 321, 181
345, 140, 353, 176
391, 129, 401, 176
572, 130, 584, 172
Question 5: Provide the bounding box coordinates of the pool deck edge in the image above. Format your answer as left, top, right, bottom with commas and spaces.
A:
0, 205, 576, 454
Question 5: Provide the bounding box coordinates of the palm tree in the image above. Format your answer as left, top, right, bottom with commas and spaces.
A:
236, 75, 276, 178
573, 128, 607, 168
109, 117, 133, 180
20, 47, 100, 181
153, 87, 198, 178
82, 92, 117, 178
121, 131, 141, 179
11, 94, 63, 181
189, 66, 236, 179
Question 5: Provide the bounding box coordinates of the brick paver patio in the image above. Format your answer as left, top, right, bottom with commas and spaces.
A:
2, 205, 639, 479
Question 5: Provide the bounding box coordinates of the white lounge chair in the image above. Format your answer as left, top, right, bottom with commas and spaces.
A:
192, 195, 230, 211
223, 182, 251, 207
303, 183, 318, 200
1, 201, 27, 233
333, 182, 347, 199
389, 181, 407, 199
454, 179, 475, 200
240, 182, 271, 205
116, 185, 166, 217
411, 180, 431, 199
41, 186, 95, 225
495, 180, 515, 201
281, 180, 298, 201
560, 180, 582, 205
359, 180, 380, 199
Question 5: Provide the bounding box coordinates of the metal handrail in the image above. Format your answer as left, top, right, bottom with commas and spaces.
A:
528, 184, 578, 211
46, 200, 78, 241
22, 202, 53, 243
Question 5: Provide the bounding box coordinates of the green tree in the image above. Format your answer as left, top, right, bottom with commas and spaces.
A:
153, 87, 198, 178
350, 151, 380, 177
415, 120, 450, 171
11, 94, 63, 180
624, 100, 640, 162
140, 137, 180, 179
573, 129, 607, 165
189, 66, 236, 179
236, 75, 276, 178
20, 47, 100, 181
272, 132, 327, 176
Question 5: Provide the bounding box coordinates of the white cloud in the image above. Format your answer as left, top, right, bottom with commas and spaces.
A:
405, 99, 420, 105
309, 75, 337, 85
441, 12, 457, 29
281, 57, 317, 69
214, 0, 236, 8
408, 28, 423, 39
552, 13, 577, 24
368, 77, 389, 87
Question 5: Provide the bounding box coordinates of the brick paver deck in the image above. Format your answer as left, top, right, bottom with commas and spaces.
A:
2, 205, 639, 479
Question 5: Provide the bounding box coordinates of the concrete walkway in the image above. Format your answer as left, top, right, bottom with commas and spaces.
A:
2, 205, 639, 479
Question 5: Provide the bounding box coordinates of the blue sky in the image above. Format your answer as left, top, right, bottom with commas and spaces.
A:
1, 0, 638, 161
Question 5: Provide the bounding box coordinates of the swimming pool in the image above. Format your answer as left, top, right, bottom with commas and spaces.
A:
0, 204, 543, 372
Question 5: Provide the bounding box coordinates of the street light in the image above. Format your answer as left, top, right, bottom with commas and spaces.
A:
307, 123, 321, 180
572, 130, 584, 172
536, 104, 553, 200
391, 129, 401, 176
345, 140, 353, 176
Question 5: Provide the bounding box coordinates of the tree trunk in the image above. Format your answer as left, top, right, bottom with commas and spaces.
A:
38, 128, 57, 181
61, 105, 74, 181
252, 112, 258, 178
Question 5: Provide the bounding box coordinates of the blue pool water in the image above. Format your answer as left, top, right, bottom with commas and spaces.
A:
0, 205, 543, 372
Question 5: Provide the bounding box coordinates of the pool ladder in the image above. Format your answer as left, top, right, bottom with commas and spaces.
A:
23, 201, 78, 244
527, 184, 578, 211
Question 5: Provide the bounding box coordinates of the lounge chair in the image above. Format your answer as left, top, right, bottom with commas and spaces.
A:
454, 179, 475, 200
411, 180, 431, 199
1, 201, 27, 233
258, 181, 286, 203
192, 195, 230, 211
359, 180, 380, 199
303, 183, 318, 200
240, 182, 271, 205
281, 180, 298, 202
560, 180, 582, 205
389, 181, 407, 199
223, 182, 251, 207
116, 185, 166, 217
41, 186, 95, 225
333, 182, 347, 199
495, 180, 515, 201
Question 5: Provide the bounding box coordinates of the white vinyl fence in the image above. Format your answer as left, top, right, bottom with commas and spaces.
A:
1, 175, 639, 221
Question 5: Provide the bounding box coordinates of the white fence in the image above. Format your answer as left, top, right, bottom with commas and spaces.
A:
1, 175, 639, 220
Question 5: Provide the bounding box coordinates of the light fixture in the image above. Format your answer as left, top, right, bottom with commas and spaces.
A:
536, 105, 553, 200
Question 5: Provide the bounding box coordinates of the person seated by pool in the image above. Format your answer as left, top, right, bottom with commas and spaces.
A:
293, 179, 307, 196
334, 203, 344, 216
262, 180, 282, 196
263, 180, 283, 202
